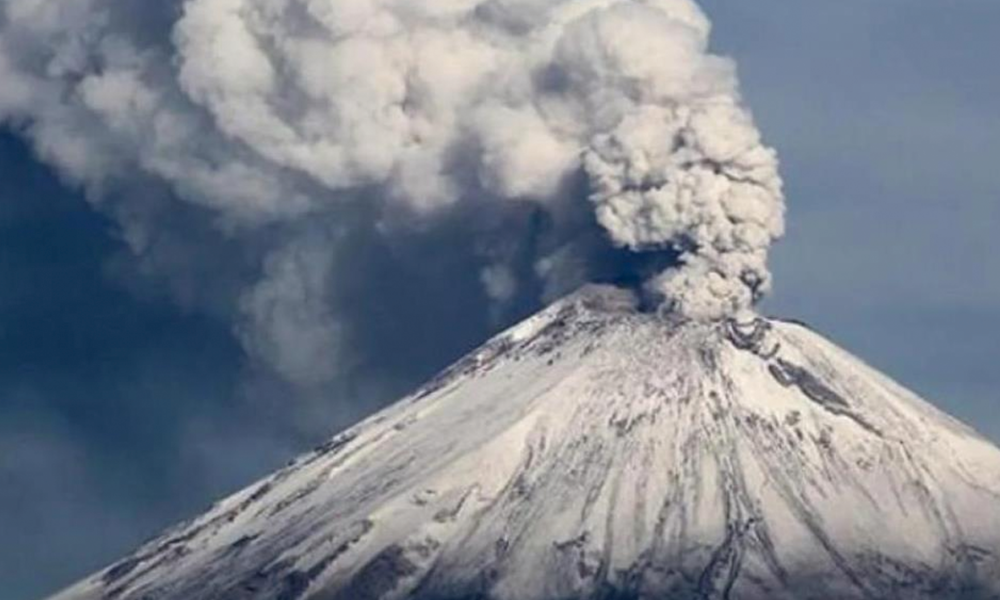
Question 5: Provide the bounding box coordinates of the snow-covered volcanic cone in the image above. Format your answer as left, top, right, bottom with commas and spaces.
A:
51, 286, 1000, 600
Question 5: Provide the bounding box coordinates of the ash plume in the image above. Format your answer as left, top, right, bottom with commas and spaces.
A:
0, 0, 784, 392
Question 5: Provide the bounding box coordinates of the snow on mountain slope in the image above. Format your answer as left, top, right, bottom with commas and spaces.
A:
50, 285, 1000, 600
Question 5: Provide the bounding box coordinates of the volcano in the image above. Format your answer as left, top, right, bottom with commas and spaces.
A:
51, 286, 1000, 600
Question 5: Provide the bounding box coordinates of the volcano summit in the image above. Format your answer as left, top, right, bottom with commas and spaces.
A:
52, 286, 1000, 600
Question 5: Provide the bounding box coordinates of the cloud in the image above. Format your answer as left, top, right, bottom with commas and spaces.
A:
0, 0, 783, 391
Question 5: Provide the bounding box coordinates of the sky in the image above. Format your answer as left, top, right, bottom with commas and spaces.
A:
1, 2, 999, 599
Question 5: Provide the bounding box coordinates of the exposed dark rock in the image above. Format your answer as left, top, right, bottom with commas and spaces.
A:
332, 545, 419, 600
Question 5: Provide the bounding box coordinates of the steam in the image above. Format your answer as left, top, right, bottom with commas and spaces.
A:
0, 0, 783, 388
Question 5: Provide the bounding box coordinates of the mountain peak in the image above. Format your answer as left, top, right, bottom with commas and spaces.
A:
53, 286, 1000, 600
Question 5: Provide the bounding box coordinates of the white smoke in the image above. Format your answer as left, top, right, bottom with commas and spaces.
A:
0, 0, 784, 388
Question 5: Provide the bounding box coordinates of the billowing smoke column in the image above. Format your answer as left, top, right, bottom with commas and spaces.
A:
0, 0, 783, 388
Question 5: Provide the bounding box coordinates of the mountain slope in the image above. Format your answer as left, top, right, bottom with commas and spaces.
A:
51, 286, 1000, 600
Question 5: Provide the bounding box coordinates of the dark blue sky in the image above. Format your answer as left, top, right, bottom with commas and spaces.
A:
2, 2, 999, 599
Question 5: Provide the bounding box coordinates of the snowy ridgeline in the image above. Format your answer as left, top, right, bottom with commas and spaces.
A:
53, 286, 1000, 600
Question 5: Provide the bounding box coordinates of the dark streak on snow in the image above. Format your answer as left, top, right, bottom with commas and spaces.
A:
331, 544, 419, 600
224, 519, 375, 600
311, 432, 358, 461
768, 359, 883, 437
101, 557, 142, 585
